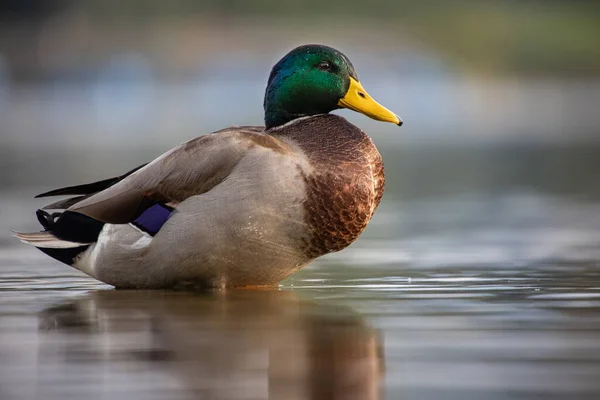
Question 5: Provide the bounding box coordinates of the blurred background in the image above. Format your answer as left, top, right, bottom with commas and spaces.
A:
1, 0, 600, 193
1, 1, 600, 400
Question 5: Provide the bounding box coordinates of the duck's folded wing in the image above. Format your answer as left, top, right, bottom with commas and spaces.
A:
36, 164, 149, 211
66, 129, 259, 224
36, 163, 149, 199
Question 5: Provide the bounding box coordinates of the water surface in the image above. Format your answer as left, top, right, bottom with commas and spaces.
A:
2, 172, 600, 399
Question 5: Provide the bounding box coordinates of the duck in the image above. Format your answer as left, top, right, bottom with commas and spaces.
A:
16, 44, 402, 290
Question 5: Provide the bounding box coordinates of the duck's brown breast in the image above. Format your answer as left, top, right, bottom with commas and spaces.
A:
272, 115, 385, 259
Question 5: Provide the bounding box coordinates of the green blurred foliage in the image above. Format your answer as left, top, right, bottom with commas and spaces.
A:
414, 2, 600, 76
74, 0, 600, 76
1, 0, 599, 76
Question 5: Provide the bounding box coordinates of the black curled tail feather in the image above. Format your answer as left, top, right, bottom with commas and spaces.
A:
39, 210, 105, 243
25, 160, 143, 266
30, 210, 106, 266
36, 210, 61, 230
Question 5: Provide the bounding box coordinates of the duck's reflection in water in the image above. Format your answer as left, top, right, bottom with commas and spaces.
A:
39, 290, 383, 400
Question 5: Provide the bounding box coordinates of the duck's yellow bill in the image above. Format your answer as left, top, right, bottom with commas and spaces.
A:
338, 77, 402, 126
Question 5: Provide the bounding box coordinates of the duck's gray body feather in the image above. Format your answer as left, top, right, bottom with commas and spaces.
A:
78, 137, 313, 288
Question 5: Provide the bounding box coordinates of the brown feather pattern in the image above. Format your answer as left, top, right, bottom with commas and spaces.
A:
273, 115, 385, 259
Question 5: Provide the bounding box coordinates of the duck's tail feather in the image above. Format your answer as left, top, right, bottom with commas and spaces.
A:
14, 231, 92, 266
16, 210, 105, 266
35, 210, 105, 243
20, 162, 146, 266
14, 231, 90, 248
38, 245, 91, 266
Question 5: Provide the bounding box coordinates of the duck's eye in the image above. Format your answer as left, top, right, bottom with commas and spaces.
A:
318, 61, 331, 71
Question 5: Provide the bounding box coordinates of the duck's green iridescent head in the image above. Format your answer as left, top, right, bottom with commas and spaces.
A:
264, 44, 402, 129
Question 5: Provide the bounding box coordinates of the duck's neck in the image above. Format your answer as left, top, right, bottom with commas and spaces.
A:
263, 70, 339, 130
264, 106, 304, 130
264, 85, 315, 130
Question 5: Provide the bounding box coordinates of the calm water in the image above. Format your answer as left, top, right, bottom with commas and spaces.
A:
1, 144, 600, 400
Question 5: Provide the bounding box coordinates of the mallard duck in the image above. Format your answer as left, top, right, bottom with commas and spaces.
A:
16, 44, 402, 290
